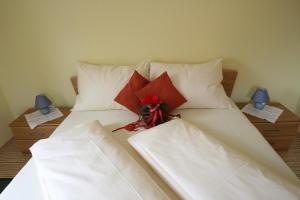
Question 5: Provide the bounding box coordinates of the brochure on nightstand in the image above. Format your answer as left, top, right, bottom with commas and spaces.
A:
241, 103, 283, 123
25, 105, 63, 129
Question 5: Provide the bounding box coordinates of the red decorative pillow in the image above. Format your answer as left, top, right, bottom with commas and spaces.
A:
114, 71, 149, 114
135, 72, 187, 113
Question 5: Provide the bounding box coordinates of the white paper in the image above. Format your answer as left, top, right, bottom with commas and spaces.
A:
241, 103, 283, 123
25, 106, 63, 129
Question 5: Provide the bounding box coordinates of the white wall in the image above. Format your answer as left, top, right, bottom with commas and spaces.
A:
0, 87, 13, 147
0, 0, 300, 118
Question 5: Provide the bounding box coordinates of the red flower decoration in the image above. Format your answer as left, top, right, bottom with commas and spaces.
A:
142, 95, 160, 105
112, 95, 181, 132
112, 123, 137, 132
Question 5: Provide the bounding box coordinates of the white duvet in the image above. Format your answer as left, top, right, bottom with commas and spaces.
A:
30, 120, 169, 200
129, 119, 300, 200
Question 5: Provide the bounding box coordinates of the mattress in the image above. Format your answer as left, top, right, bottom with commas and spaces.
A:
1, 107, 299, 199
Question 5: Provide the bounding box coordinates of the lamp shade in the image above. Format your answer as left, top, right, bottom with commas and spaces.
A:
35, 94, 52, 109
251, 88, 270, 103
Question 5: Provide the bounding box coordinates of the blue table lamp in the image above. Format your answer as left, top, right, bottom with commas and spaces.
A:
251, 88, 270, 110
35, 94, 52, 114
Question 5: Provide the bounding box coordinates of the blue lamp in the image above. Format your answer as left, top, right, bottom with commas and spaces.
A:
35, 94, 52, 114
251, 88, 270, 110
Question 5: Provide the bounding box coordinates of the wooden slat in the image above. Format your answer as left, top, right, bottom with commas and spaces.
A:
236, 102, 300, 123
278, 133, 300, 179
0, 163, 28, 178
0, 140, 30, 178
71, 76, 78, 95
14, 140, 37, 154
221, 69, 238, 97
236, 102, 300, 151
264, 136, 295, 151
11, 126, 55, 140
9, 107, 70, 127
71, 68, 238, 97
255, 122, 299, 137
9, 107, 70, 153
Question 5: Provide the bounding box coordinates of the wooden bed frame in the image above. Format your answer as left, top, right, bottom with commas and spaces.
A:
71, 69, 238, 97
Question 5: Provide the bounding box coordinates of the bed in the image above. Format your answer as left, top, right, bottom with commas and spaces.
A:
1, 60, 299, 199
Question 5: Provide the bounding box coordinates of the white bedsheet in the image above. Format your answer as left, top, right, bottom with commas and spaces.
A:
30, 121, 169, 200
129, 119, 300, 199
1, 108, 299, 199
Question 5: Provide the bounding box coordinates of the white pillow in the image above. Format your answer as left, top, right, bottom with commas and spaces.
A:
150, 58, 232, 109
73, 60, 149, 111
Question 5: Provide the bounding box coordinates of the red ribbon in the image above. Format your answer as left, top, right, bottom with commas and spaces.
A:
112, 123, 137, 132
112, 95, 181, 132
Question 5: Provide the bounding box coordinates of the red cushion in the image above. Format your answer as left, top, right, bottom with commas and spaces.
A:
135, 72, 187, 113
114, 71, 150, 114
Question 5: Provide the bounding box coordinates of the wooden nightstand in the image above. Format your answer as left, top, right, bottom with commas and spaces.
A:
9, 107, 70, 154
236, 102, 300, 151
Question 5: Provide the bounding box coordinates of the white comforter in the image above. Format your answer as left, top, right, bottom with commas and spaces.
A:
30, 120, 169, 200
129, 119, 300, 200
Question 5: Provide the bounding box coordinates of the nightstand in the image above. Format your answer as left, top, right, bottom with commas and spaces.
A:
9, 107, 70, 154
236, 102, 300, 151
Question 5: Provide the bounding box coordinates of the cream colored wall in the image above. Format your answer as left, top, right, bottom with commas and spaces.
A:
0, 87, 13, 147
0, 0, 300, 117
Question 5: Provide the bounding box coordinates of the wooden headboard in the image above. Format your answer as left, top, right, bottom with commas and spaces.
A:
71, 69, 238, 97
221, 69, 238, 97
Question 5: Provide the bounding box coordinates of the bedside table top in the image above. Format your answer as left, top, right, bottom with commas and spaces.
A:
10, 107, 71, 127
236, 102, 300, 123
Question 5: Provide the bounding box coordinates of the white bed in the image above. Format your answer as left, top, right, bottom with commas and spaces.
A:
1, 106, 300, 199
